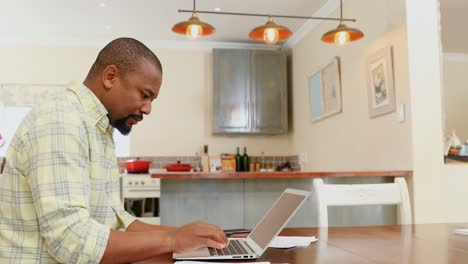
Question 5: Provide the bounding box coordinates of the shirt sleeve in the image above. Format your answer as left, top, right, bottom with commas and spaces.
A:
21, 108, 110, 264
108, 177, 138, 230
114, 204, 138, 230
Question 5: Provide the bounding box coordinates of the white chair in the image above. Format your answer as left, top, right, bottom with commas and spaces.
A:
313, 177, 412, 227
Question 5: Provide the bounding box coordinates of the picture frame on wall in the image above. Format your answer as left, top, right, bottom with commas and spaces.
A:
366, 46, 396, 118
308, 57, 342, 123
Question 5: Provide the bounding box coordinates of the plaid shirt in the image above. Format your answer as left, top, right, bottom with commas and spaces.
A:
0, 84, 136, 263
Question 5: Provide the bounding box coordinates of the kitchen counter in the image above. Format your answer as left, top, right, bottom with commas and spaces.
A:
445, 155, 468, 164
157, 170, 411, 228
152, 170, 413, 179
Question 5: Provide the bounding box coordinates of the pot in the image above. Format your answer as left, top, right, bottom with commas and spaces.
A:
125, 158, 152, 174
165, 161, 192, 172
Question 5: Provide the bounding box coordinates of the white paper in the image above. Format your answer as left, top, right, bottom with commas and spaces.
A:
455, 229, 468, 235
174, 260, 270, 264
268, 236, 318, 248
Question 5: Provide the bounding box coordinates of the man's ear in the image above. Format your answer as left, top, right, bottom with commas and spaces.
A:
102, 65, 118, 90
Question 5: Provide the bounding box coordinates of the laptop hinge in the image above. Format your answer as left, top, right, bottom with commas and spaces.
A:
244, 240, 257, 256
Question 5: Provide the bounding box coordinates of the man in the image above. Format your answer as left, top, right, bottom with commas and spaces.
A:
0, 38, 227, 263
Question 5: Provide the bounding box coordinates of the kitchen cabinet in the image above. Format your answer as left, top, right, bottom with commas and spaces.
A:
212, 49, 288, 134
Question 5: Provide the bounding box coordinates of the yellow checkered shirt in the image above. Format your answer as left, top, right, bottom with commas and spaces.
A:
0, 84, 136, 263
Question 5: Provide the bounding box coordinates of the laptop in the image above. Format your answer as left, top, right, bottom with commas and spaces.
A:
173, 188, 311, 260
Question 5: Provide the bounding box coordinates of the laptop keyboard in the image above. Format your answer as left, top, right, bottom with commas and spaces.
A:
208, 240, 249, 256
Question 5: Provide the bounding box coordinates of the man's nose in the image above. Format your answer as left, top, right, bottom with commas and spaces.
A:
141, 101, 151, 115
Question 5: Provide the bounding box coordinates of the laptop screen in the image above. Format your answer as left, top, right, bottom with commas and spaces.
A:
247, 192, 307, 249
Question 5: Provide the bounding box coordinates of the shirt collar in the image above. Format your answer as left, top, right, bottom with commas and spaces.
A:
68, 83, 112, 133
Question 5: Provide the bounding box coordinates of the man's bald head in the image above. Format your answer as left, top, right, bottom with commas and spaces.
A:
85, 37, 162, 81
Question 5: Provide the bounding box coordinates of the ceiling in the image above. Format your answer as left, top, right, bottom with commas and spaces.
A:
1, 1, 462, 52
440, 0, 468, 53
0, 0, 341, 48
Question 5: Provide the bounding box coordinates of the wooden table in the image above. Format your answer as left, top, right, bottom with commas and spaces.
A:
135, 223, 468, 263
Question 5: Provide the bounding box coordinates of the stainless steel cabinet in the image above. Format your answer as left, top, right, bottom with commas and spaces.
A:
213, 49, 251, 133
251, 50, 288, 133
213, 49, 287, 134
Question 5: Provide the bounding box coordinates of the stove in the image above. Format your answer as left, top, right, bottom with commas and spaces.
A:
120, 173, 160, 225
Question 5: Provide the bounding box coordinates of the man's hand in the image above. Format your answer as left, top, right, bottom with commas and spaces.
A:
168, 221, 228, 253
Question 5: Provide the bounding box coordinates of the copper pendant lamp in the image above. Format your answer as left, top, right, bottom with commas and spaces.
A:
321, 0, 364, 46
171, 0, 215, 40
173, 0, 363, 46
249, 17, 292, 45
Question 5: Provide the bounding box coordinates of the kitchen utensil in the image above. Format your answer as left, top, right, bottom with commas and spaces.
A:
125, 158, 152, 173
165, 161, 192, 172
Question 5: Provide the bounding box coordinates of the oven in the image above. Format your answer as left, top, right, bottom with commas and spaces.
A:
120, 174, 160, 225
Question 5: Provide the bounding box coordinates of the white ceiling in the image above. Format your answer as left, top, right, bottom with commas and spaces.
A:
0, 0, 343, 48
2, 1, 461, 51
440, 0, 468, 53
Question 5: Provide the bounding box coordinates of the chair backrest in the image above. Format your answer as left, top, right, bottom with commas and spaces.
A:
313, 177, 412, 227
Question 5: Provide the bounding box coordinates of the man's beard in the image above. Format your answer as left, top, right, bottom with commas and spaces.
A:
113, 114, 143, 136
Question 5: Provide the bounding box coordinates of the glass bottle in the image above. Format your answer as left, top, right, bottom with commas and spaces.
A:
201, 144, 210, 172
194, 152, 201, 172
235, 147, 242, 172
242, 147, 250, 172
261, 152, 265, 170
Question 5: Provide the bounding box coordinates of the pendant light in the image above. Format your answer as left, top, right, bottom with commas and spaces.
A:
172, 0, 215, 40
249, 17, 292, 45
173, 0, 363, 46
321, 0, 364, 46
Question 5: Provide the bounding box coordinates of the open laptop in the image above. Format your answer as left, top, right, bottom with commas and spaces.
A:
173, 188, 311, 260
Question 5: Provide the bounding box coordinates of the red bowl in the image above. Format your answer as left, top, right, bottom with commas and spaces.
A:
125, 159, 152, 173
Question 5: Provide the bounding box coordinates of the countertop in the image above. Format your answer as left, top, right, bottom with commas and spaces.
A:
151, 170, 413, 179
445, 155, 468, 163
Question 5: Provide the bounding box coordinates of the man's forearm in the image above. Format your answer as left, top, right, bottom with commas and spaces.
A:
126, 220, 177, 232
102, 220, 229, 263
100, 229, 174, 264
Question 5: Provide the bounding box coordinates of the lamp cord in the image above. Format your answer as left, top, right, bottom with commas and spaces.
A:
193, 0, 196, 12
340, 0, 343, 21
178, 9, 356, 22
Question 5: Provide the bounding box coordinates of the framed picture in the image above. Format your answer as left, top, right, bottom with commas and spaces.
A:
308, 57, 342, 123
366, 46, 396, 118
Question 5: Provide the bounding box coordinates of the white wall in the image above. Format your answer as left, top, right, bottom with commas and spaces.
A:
0, 46, 95, 83
131, 49, 292, 156
406, 0, 468, 223
289, 0, 468, 224
291, 0, 412, 171
442, 55, 468, 142
0, 45, 291, 157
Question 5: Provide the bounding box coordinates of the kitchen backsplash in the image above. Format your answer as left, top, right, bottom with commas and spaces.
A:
117, 155, 301, 173
0, 83, 69, 107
